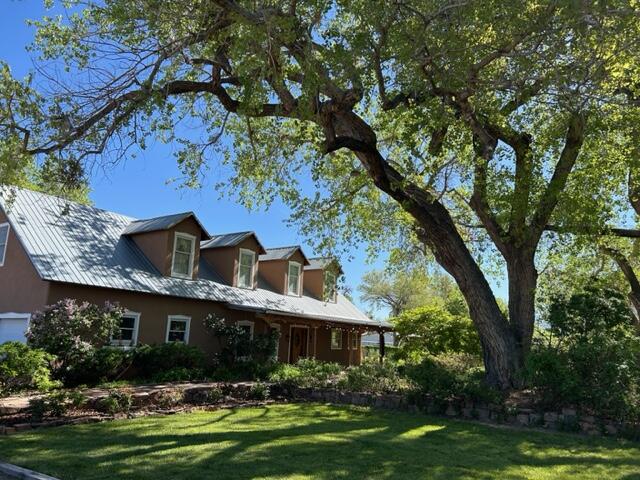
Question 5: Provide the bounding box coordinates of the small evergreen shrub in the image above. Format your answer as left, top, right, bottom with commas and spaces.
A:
153, 388, 185, 409
133, 343, 206, 379
65, 346, 133, 386
151, 367, 205, 383
98, 390, 133, 414
248, 382, 270, 400
0, 341, 58, 395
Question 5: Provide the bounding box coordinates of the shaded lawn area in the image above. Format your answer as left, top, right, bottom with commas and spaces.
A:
0, 404, 639, 480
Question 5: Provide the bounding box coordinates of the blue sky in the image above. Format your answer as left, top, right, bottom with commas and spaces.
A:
1, 1, 508, 318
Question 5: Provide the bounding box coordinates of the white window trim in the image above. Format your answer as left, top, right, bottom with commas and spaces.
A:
237, 248, 256, 289
287, 261, 302, 296
166, 315, 191, 344
237, 320, 255, 340
330, 328, 343, 350
110, 311, 140, 348
324, 270, 337, 303
0, 223, 10, 267
170, 232, 196, 279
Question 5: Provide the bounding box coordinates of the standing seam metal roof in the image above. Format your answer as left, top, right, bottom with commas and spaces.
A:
0, 188, 387, 328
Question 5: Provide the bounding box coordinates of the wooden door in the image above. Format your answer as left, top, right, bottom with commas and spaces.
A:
289, 327, 308, 363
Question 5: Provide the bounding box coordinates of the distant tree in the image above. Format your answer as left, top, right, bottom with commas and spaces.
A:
359, 269, 430, 317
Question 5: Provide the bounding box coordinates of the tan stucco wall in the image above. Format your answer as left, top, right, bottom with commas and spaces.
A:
260, 249, 307, 295
130, 216, 204, 279
0, 209, 50, 314
303, 269, 324, 299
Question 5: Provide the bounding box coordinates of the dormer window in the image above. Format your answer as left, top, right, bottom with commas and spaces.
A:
171, 232, 196, 279
238, 248, 256, 289
288, 261, 302, 296
324, 270, 337, 302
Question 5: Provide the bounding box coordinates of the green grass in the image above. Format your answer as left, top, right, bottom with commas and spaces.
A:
1, 404, 639, 479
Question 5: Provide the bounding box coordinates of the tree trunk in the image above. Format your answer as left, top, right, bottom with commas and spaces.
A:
328, 110, 523, 389
505, 247, 537, 368
603, 247, 640, 328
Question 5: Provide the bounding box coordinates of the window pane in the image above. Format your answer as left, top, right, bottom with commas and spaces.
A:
331, 329, 342, 349
173, 251, 191, 275
175, 236, 192, 254
288, 263, 300, 295
0, 225, 8, 264
121, 317, 135, 329
170, 320, 186, 332
168, 330, 185, 342
119, 329, 134, 341
239, 264, 252, 288
240, 251, 253, 267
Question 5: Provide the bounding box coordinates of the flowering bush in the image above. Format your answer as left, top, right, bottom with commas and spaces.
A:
27, 299, 124, 383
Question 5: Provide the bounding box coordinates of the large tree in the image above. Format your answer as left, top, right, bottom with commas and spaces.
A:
2, 0, 639, 388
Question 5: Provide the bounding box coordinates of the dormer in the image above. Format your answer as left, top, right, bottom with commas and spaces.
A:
123, 212, 210, 280
259, 246, 310, 296
303, 257, 343, 302
200, 232, 266, 288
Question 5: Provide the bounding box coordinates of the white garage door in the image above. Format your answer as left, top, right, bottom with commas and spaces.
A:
0, 314, 30, 344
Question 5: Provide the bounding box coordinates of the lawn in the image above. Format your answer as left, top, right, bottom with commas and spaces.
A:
0, 404, 639, 480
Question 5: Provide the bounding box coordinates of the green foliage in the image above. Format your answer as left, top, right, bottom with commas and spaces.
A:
133, 343, 206, 380
524, 287, 640, 420
405, 354, 500, 404
268, 358, 342, 388
0, 341, 58, 395
392, 304, 481, 361
248, 383, 270, 401
29, 390, 87, 420
150, 367, 204, 383
153, 389, 184, 409
65, 346, 133, 386
27, 299, 124, 382
98, 390, 133, 414
204, 314, 279, 367
338, 361, 412, 394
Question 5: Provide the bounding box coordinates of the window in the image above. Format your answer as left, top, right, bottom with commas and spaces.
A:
237, 320, 254, 340
0, 223, 9, 267
166, 315, 191, 343
269, 323, 281, 359
238, 249, 255, 289
330, 328, 343, 350
111, 312, 140, 347
323, 270, 337, 302
171, 232, 196, 279
351, 333, 359, 350
288, 261, 301, 296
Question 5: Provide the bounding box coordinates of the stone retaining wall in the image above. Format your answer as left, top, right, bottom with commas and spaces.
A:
290, 387, 638, 439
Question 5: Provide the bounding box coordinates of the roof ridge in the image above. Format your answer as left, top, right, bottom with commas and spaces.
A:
210, 230, 254, 237
128, 211, 194, 224
265, 245, 301, 250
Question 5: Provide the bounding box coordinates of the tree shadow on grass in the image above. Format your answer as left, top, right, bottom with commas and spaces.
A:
1, 404, 639, 480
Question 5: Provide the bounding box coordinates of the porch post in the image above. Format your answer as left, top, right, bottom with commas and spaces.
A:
379, 331, 385, 363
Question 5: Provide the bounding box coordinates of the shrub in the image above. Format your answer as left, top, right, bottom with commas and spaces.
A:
524, 287, 640, 420
338, 361, 412, 394
0, 342, 58, 395
405, 353, 500, 403
150, 367, 205, 383
248, 382, 270, 400
153, 388, 185, 409
133, 343, 206, 379
189, 386, 223, 405
98, 390, 133, 414
29, 390, 87, 420
268, 358, 342, 388
27, 300, 124, 383
204, 314, 279, 366
65, 346, 134, 386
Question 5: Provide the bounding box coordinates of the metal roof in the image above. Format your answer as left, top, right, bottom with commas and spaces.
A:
0, 188, 388, 328
123, 212, 211, 239
259, 246, 310, 265
304, 257, 344, 274
201, 231, 267, 254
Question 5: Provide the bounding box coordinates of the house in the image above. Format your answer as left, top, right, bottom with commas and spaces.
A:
0, 187, 391, 366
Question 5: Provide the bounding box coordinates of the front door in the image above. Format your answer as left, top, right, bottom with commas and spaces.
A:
289, 327, 308, 363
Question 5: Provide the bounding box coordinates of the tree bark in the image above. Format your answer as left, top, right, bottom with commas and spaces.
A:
505, 246, 537, 364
